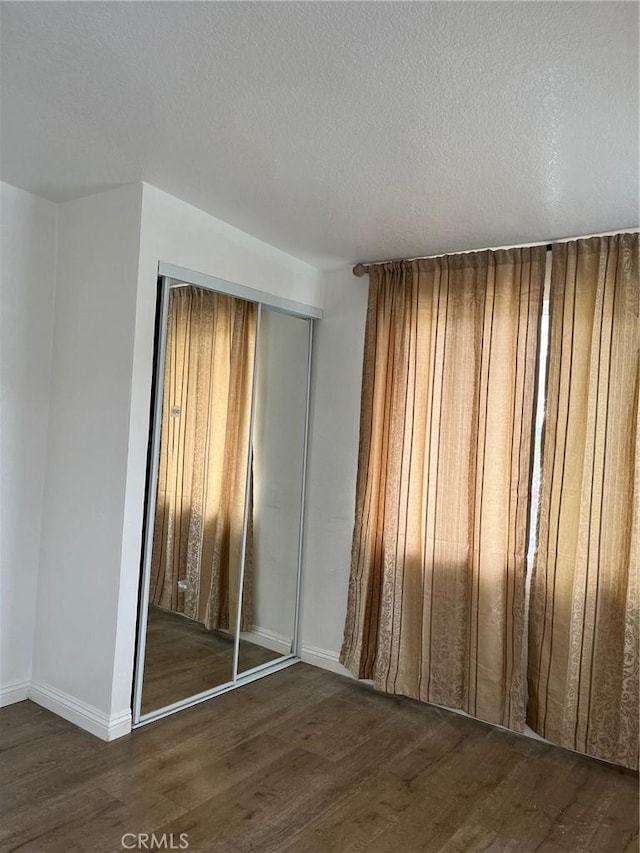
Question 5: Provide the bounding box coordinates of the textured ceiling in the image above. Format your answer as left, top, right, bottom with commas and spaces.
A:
1, 1, 638, 269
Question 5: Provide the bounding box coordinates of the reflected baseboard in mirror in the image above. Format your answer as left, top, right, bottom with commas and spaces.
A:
141, 605, 284, 714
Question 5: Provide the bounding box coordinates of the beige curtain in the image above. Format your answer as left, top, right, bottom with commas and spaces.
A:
341, 248, 546, 730
150, 286, 256, 632
528, 234, 639, 769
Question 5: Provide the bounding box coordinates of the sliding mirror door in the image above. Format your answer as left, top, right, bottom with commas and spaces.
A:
238, 308, 310, 675
135, 273, 314, 723
139, 283, 257, 715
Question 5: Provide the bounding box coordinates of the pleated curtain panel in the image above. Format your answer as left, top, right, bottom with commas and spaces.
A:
528, 234, 639, 770
150, 286, 256, 633
341, 248, 547, 731
342, 234, 639, 769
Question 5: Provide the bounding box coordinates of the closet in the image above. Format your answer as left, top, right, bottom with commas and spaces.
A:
132, 265, 318, 724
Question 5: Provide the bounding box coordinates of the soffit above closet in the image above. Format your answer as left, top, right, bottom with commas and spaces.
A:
1, 1, 637, 270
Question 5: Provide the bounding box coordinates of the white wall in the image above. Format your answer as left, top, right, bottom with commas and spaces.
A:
138, 185, 325, 309
300, 268, 368, 672
31, 184, 143, 737
110, 183, 325, 733
6, 179, 325, 738
0, 183, 57, 705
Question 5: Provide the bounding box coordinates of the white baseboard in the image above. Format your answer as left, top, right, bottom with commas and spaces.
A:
241, 626, 292, 655
301, 643, 352, 678
0, 680, 30, 707
29, 681, 131, 741
241, 632, 353, 679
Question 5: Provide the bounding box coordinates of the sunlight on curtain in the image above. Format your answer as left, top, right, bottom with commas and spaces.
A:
341, 248, 545, 731
528, 233, 639, 769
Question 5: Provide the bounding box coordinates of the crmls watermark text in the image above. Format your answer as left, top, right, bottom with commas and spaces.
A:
121, 833, 189, 850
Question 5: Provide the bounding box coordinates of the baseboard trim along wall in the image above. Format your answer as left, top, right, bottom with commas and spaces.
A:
300, 644, 352, 678
241, 631, 355, 680
3, 654, 555, 754
240, 626, 292, 656
0, 680, 30, 707
0, 645, 347, 740
28, 681, 132, 741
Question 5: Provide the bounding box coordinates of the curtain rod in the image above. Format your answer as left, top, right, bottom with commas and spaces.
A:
352, 227, 639, 277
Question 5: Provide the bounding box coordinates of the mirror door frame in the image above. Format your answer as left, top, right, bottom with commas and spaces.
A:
131, 263, 321, 727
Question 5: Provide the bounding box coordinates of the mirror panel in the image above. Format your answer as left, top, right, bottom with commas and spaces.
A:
237, 309, 310, 675
140, 283, 257, 714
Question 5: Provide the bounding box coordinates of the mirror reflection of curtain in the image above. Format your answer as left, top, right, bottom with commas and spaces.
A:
150, 286, 256, 632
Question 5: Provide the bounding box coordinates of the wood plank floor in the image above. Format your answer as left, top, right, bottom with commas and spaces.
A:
141, 605, 281, 713
1, 663, 637, 852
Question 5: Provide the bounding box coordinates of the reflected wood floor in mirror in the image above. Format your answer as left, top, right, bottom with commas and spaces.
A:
1, 664, 637, 852
141, 606, 280, 714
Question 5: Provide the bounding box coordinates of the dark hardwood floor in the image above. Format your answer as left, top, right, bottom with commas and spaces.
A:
0, 663, 637, 852
141, 605, 282, 713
